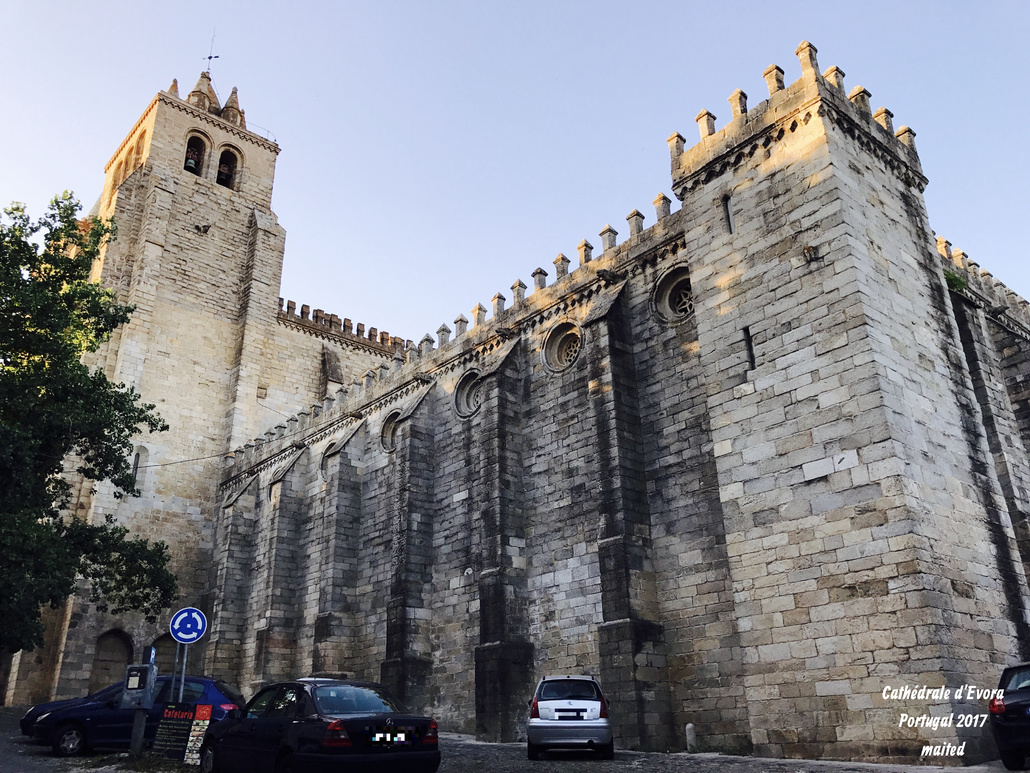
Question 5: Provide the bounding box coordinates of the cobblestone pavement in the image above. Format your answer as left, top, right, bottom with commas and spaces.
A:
434, 734, 1007, 773
0, 707, 78, 773
1, 708, 1009, 773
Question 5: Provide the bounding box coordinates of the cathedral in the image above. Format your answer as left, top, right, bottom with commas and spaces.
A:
4, 42, 1030, 763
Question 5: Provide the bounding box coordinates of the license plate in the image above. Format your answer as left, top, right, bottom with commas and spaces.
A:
368, 727, 414, 745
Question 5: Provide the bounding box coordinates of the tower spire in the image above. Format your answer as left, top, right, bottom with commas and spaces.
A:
187, 71, 220, 113
221, 87, 243, 127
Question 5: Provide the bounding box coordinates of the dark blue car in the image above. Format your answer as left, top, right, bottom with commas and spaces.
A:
200, 679, 439, 773
20, 683, 122, 736
24, 675, 245, 756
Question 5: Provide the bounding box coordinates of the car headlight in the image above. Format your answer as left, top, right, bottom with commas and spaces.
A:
36, 712, 50, 723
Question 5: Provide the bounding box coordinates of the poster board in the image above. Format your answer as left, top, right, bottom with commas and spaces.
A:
152, 703, 212, 765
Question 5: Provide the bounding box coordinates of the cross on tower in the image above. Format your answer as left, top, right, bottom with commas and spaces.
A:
204, 31, 219, 74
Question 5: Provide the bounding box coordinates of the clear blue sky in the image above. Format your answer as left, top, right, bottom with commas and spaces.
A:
2, 1, 1027, 342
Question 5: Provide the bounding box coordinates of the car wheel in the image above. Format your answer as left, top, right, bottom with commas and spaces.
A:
599, 740, 615, 760
527, 741, 540, 760
200, 742, 218, 773
1002, 752, 1025, 771
51, 722, 86, 757
275, 752, 295, 773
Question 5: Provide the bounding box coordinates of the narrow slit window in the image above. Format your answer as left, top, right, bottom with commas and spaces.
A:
722, 194, 735, 234
217, 150, 237, 188
130, 446, 148, 491
743, 326, 756, 370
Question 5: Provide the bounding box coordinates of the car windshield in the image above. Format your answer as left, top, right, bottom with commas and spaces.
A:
539, 680, 601, 701
1003, 667, 1030, 691
312, 684, 407, 715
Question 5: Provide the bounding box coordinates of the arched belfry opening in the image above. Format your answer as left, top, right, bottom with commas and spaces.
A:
216, 149, 238, 188
184, 136, 206, 175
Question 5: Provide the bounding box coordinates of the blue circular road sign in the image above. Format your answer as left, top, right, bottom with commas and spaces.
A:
169, 607, 208, 644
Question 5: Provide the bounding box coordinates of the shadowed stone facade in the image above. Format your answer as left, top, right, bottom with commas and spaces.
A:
5, 44, 1030, 764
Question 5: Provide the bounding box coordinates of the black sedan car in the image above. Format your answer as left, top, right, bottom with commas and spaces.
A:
200, 679, 439, 773
25, 676, 244, 756
990, 662, 1030, 770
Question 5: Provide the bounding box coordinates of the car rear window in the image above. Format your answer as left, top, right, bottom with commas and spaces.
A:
1002, 667, 1030, 691
155, 679, 206, 703
313, 684, 407, 715
539, 680, 601, 701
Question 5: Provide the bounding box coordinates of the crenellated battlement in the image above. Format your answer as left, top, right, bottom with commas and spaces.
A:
276, 297, 404, 355
935, 236, 1030, 339
228, 187, 686, 480
232, 41, 1000, 501
243, 39, 951, 471
669, 41, 925, 199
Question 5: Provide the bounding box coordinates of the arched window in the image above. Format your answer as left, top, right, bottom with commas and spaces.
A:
216, 149, 238, 188
184, 136, 206, 175
89, 630, 133, 693
130, 445, 149, 492
133, 134, 146, 168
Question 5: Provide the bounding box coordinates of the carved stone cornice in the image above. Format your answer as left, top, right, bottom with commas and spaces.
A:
276, 312, 396, 358
158, 91, 279, 153
819, 100, 927, 192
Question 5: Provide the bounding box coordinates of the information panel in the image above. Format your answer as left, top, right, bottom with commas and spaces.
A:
152, 703, 212, 766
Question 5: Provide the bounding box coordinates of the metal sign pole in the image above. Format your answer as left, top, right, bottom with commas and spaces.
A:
179, 644, 188, 702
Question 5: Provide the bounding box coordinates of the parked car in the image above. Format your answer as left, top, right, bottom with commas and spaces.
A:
990, 662, 1030, 770
526, 674, 613, 760
199, 678, 440, 773
27, 675, 244, 756
20, 683, 122, 736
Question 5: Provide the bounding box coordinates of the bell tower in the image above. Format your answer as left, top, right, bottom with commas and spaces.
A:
6, 72, 287, 703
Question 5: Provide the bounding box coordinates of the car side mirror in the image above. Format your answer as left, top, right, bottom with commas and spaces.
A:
228, 708, 242, 720
107, 699, 120, 708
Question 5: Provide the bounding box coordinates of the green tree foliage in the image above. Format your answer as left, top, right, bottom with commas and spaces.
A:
0, 194, 176, 653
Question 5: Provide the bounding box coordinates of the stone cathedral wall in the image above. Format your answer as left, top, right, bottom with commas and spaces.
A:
203, 43, 1030, 763
7, 42, 1030, 766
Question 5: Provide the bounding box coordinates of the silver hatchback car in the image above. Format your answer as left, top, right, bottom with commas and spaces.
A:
526, 675, 613, 760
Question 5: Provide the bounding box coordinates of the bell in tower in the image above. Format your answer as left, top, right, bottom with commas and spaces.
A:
184, 136, 206, 175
